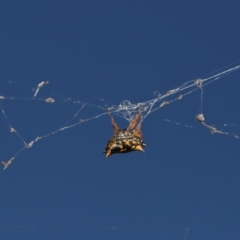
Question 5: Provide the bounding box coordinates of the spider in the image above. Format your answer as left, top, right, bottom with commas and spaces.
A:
104, 109, 146, 157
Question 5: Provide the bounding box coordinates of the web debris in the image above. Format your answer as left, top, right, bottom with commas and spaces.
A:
0, 64, 240, 169
194, 78, 239, 139
33, 81, 49, 98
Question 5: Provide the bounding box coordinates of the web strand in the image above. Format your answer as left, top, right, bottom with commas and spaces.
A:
1, 64, 240, 169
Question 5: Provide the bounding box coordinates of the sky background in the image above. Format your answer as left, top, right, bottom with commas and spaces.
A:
1, 1, 240, 240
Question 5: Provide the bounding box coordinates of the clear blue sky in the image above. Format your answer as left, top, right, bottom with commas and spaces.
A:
1, 1, 240, 240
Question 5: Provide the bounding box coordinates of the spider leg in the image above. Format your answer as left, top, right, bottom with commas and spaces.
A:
132, 116, 143, 139
127, 108, 142, 131
107, 110, 120, 133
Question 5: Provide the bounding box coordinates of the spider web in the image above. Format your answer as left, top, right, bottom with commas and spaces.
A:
0, 64, 240, 170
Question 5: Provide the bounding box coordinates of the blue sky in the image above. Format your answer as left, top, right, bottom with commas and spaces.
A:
1, 1, 240, 240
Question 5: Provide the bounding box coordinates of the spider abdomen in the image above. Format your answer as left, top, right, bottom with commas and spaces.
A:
104, 130, 146, 157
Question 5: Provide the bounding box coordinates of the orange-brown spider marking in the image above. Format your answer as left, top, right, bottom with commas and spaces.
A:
104, 110, 146, 158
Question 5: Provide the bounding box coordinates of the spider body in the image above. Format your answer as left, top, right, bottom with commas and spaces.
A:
104, 109, 146, 157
